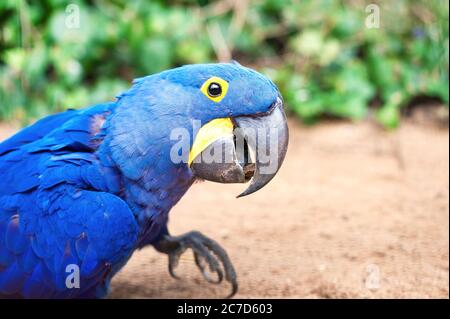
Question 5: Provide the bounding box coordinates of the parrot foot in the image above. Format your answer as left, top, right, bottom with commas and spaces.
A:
154, 230, 238, 298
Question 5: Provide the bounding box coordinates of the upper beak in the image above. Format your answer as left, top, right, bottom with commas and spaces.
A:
190, 96, 289, 197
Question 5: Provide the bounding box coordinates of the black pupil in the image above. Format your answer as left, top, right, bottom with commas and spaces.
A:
208, 82, 222, 97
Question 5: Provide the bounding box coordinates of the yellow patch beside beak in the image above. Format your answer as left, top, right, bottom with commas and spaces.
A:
188, 118, 234, 166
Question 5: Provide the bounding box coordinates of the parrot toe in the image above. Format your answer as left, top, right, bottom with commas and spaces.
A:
155, 231, 238, 298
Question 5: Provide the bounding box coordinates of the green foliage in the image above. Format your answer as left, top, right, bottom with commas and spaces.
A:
0, 0, 448, 127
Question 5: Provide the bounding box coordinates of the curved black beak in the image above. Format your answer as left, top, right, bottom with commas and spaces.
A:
234, 96, 288, 197
190, 96, 289, 197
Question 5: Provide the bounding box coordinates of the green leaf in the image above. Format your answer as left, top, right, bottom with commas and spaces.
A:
376, 103, 400, 129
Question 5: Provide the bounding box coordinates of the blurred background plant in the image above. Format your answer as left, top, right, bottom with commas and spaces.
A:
0, 0, 448, 128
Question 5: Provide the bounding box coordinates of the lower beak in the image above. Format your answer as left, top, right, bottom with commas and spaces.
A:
189, 96, 289, 197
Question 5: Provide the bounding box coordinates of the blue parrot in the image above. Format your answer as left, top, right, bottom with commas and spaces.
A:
0, 63, 288, 298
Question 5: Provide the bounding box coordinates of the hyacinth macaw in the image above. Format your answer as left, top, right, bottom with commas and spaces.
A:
0, 62, 288, 298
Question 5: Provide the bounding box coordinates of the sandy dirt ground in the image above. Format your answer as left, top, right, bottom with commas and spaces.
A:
0, 119, 448, 298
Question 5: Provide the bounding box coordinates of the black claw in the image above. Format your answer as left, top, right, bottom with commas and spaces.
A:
194, 252, 223, 284
168, 250, 183, 279
193, 234, 238, 297
155, 230, 239, 298
227, 281, 239, 299
168, 266, 179, 279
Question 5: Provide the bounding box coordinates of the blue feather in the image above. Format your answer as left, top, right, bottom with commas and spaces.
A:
0, 262, 26, 295
5, 216, 29, 255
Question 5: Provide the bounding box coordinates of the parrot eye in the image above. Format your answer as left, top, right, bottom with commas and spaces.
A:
207, 82, 222, 97
201, 76, 229, 102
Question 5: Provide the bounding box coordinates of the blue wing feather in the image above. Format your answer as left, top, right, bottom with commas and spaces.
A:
0, 110, 77, 156
0, 103, 139, 298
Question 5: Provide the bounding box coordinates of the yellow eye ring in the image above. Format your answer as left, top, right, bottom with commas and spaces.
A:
200, 77, 229, 102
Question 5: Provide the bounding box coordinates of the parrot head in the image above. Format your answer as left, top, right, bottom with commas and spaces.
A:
112, 62, 288, 197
